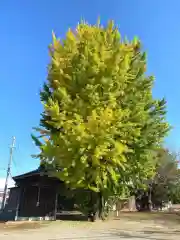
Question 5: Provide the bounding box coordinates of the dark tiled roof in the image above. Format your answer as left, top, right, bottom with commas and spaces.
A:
13, 165, 62, 181
13, 167, 46, 180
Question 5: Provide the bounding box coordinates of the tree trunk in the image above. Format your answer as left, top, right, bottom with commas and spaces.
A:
148, 188, 152, 211
88, 191, 96, 222
98, 191, 105, 220
128, 196, 137, 211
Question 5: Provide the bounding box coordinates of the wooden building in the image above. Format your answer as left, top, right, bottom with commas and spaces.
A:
0, 167, 139, 222
0, 167, 76, 221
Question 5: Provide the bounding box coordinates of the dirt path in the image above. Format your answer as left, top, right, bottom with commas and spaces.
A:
0, 213, 180, 239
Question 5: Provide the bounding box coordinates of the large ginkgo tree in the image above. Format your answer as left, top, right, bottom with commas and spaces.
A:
32, 20, 170, 219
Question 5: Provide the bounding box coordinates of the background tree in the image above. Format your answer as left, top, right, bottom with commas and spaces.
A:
152, 149, 180, 206
32, 20, 170, 219
169, 169, 180, 204
135, 148, 180, 210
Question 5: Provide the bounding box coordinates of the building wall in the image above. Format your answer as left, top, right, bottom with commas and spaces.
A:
19, 185, 57, 217
0, 190, 9, 208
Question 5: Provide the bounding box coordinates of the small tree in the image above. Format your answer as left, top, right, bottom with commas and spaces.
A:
32, 20, 170, 219
135, 148, 179, 211
152, 149, 179, 205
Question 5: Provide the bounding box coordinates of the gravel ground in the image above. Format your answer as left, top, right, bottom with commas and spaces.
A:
0, 213, 180, 239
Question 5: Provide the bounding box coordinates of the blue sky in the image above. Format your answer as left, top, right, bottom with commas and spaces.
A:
0, 0, 180, 181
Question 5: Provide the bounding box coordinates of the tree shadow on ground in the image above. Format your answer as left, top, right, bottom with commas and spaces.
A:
143, 229, 180, 235
46, 230, 180, 240
0, 222, 45, 232
114, 212, 180, 224
56, 212, 87, 221
109, 228, 180, 240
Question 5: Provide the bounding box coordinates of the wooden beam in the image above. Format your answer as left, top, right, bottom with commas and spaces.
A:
54, 189, 58, 221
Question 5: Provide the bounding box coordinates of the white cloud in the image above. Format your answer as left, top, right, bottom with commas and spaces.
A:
0, 178, 15, 190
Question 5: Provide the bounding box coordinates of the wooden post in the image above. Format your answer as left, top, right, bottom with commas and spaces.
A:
15, 187, 22, 221
54, 188, 58, 221
36, 186, 41, 207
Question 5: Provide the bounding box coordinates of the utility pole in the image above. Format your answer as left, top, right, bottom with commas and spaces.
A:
1, 137, 16, 210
